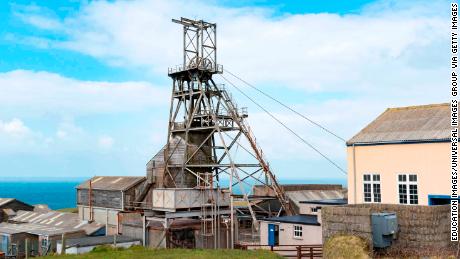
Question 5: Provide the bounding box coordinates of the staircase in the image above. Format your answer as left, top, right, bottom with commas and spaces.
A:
219, 86, 294, 215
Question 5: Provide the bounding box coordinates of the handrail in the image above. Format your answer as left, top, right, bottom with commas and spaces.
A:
242, 244, 322, 247
239, 244, 323, 259
168, 63, 223, 74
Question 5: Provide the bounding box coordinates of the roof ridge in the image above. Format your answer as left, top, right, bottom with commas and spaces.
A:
387, 103, 449, 111
89, 176, 145, 178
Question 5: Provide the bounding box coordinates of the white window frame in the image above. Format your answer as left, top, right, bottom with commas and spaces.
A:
293, 225, 302, 239
397, 174, 418, 205
363, 173, 381, 203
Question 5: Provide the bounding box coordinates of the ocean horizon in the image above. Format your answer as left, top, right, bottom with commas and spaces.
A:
0, 177, 346, 210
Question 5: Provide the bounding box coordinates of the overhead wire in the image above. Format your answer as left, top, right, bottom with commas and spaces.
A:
219, 74, 347, 175
224, 69, 346, 142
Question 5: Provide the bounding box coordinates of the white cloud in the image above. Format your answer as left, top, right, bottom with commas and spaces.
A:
54, 118, 84, 141
12, 4, 63, 31
11, 0, 448, 93
9, 0, 447, 106
0, 118, 30, 137
0, 118, 47, 155
0, 69, 168, 159
8, 1, 446, 141
98, 135, 114, 149
2, 0, 449, 177
0, 70, 169, 116
16, 14, 63, 31
56, 130, 67, 139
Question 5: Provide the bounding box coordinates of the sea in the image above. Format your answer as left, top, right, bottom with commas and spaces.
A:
0, 177, 346, 210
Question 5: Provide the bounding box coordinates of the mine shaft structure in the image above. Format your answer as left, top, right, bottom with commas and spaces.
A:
169, 17, 292, 202
140, 17, 293, 248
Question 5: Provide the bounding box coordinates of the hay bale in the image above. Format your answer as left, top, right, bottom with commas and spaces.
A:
323, 234, 371, 259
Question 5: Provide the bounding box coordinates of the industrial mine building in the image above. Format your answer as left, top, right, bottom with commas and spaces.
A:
76, 17, 295, 249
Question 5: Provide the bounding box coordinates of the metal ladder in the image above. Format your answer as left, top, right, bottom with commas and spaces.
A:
198, 173, 217, 246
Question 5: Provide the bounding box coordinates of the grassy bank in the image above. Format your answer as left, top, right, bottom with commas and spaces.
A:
44, 246, 283, 259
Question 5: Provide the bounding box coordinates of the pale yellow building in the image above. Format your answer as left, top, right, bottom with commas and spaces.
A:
347, 103, 450, 205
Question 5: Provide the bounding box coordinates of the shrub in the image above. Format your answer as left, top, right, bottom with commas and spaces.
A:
323, 234, 371, 259
90, 245, 126, 253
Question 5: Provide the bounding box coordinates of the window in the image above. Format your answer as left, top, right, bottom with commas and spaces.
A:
398, 174, 418, 205
409, 184, 418, 204
363, 174, 381, 203
398, 184, 407, 204
10, 244, 17, 256
294, 225, 302, 238
41, 238, 47, 247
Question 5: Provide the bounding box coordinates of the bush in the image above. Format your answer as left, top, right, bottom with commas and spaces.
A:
90, 245, 126, 253
323, 234, 371, 259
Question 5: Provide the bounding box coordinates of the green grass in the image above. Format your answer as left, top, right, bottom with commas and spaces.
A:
57, 208, 78, 213
44, 246, 283, 259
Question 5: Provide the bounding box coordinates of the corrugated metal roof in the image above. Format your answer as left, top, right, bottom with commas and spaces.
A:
2, 208, 16, 216
253, 184, 343, 197
0, 198, 14, 207
262, 215, 320, 225
254, 186, 347, 214
77, 176, 145, 191
0, 198, 32, 209
0, 222, 85, 236
0, 223, 27, 234
347, 103, 450, 146
8, 210, 103, 236
299, 199, 347, 205
34, 204, 51, 212
286, 190, 346, 206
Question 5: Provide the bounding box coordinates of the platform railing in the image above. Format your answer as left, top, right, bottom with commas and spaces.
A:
168, 63, 223, 74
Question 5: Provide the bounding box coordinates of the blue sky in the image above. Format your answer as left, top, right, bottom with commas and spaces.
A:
0, 0, 449, 180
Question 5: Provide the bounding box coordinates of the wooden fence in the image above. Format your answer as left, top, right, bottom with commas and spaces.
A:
239, 244, 323, 258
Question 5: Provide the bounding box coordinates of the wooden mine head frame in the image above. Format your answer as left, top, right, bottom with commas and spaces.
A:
172, 17, 217, 72
166, 17, 294, 223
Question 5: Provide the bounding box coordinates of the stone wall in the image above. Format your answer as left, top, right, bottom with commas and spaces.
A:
322, 204, 453, 255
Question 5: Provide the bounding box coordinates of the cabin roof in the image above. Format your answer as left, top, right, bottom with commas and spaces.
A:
299, 198, 348, 205
262, 214, 320, 226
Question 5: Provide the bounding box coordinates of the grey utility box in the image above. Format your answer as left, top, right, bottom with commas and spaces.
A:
371, 212, 398, 248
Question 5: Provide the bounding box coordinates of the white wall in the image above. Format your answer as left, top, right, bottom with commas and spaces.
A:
259, 221, 322, 246
56, 241, 141, 254
298, 204, 320, 215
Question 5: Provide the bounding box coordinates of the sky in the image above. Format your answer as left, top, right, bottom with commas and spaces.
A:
0, 0, 449, 180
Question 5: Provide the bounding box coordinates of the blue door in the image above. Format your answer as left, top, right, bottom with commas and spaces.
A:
268, 224, 275, 246
1, 235, 8, 253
